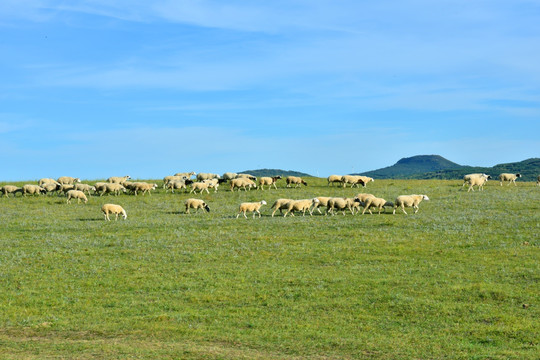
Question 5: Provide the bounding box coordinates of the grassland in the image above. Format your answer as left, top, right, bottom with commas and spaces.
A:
0, 178, 539, 359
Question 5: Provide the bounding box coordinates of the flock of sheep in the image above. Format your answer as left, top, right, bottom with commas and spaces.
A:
0, 171, 537, 221
462, 172, 531, 192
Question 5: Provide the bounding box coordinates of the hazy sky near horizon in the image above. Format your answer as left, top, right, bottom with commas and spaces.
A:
1, 1, 539, 180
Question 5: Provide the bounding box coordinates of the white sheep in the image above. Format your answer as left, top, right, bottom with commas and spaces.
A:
66, 190, 88, 204
237, 173, 257, 181
258, 176, 282, 190
196, 173, 220, 181
361, 197, 394, 215
222, 172, 238, 181
312, 196, 332, 215
358, 176, 374, 187
39, 178, 60, 187
236, 200, 267, 219
202, 178, 222, 192
393, 194, 429, 215
101, 183, 127, 196
190, 181, 211, 194
327, 175, 343, 186
463, 173, 491, 187
341, 175, 369, 188
0, 185, 22, 197
94, 182, 108, 195
174, 171, 196, 178
467, 174, 490, 192
499, 173, 521, 186
22, 184, 46, 197
41, 182, 62, 195
131, 182, 158, 196
230, 178, 257, 191
74, 183, 96, 195
163, 175, 187, 188
286, 176, 307, 188
107, 175, 131, 184
59, 184, 76, 194
184, 198, 210, 214
101, 203, 127, 221
57, 176, 81, 185
327, 197, 361, 216
271, 198, 293, 217
283, 198, 320, 217
165, 179, 191, 193
355, 193, 376, 203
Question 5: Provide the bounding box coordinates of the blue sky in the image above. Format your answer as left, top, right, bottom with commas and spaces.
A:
1, 1, 539, 181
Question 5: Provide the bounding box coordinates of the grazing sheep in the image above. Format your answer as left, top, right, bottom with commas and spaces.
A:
236, 200, 267, 219
313, 196, 332, 215
237, 173, 257, 181
203, 178, 226, 192
101, 183, 127, 196
258, 176, 282, 190
165, 179, 191, 193
22, 184, 46, 197
107, 175, 131, 184
174, 171, 196, 178
57, 176, 81, 185
467, 174, 490, 192
361, 197, 394, 215
74, 183, 96, 195
393, 194, 429, 215
286, 176, 307, 188
327, 175, 343, 186
222, 172, 238, 181
41, 182, 62, 195
341, 175, 366, 188
163, 175, 188, 188
122, 181, 137, 194
358, 176, 374, 187
0, 185, 22, 197
59, 184, 75, 195
101, 203, 127, 221
327, 197, 361, 216
94, 182, 108, 195
184, 198, 210, 214
131, 182, 158, 196
283, 198, 320, 217
463, 173, 491, 187
190, 181, 211, 194
499, 173, 521, 186
39, 178, 60, 187
230, 178, 257, 191
196, 173, 220, 181
66, 190, 88, 204
271, 198, 293, 217
355, 193, 376, 203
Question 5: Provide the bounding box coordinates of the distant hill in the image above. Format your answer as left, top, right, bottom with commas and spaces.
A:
239, 169, 313, 177
414, 158, 540, 181
357, 155, 539, 181
359, 155, 464, 178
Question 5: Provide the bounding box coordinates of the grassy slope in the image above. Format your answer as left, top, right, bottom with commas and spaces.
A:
0, 178, 539, 359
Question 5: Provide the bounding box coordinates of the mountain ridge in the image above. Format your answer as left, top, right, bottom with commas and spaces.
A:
355, 155, 539, 181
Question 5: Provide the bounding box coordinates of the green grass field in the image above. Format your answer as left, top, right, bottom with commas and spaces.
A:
1, 178, 539, 359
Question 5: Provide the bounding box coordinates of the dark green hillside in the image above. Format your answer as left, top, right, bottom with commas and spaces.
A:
415, 158, 540, 181
359, 155, 464, 179
239, 169, 313, 177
